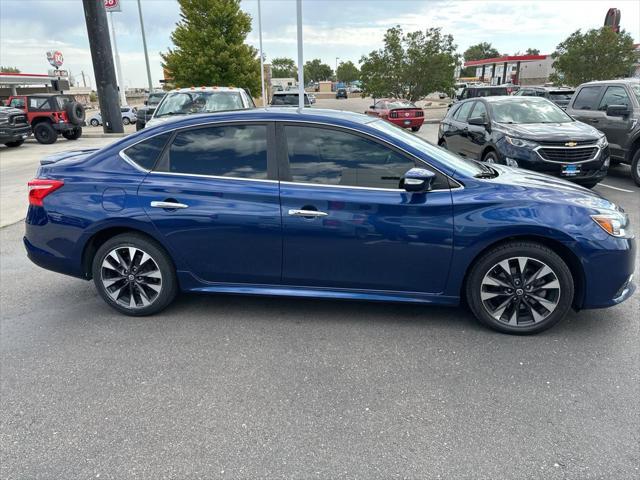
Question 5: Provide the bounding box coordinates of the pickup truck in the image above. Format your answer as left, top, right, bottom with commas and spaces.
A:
0, 106, 31, 147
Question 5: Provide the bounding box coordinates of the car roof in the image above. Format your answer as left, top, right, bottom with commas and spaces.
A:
457, 96, 547, 104
526, 86, 574, 91
168, 86, 244, 93
579, 78, 639, 86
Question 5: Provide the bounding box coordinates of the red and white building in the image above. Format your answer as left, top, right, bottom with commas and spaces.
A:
463, 54, 554, 86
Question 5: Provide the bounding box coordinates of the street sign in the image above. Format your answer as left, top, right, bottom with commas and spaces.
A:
48, 69, 69, 77
104, 0, 121, 12
46, 50, 64, 68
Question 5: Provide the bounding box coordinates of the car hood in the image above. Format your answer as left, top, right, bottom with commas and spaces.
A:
483, 164, 618, 212
495, 121, 601, 142
145, 115, 181, 127
0, 106, 25, 118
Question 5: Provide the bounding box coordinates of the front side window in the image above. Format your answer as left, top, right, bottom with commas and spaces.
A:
123, 132, 172, 170
453, 101, 474, 121
9, 98, 25, 108
572, 86, 602, 110
167, 124, 267, 179
598, 86, 631, 111
284, 125, 415, 189
470, 101, 487, 119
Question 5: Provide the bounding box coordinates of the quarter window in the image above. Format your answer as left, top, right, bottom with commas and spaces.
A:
167, 125, 268, 179
284, 125, 415, 189
572, 86, 603, 110
123, 132, 172, 170
598, 86, 631, 111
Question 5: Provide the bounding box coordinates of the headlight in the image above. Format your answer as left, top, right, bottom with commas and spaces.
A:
505, 136, 538, 148
597, 135, 608, 148
591, 212, 633, 238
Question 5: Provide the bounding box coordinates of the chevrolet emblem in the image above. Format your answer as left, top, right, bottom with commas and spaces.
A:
565, 141, 578, 147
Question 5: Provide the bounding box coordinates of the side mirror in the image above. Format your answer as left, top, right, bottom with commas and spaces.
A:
468, 116, 487, 126
606, 104, 630, 117
402, 167, 436, 193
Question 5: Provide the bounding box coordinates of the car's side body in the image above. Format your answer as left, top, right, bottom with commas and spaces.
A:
25, 109, 635, 314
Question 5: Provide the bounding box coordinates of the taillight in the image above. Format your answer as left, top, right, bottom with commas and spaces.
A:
415, 110, 424, 117
389, 111, 398, 118
28, 179, 64, 206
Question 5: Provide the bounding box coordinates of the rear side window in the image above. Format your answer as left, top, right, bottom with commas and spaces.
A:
598, 86, 631, 110
572, 86, 602, 110
123, 132, 172, 170
167, 124, 267, 179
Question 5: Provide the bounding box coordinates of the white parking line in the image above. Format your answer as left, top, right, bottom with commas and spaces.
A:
597, 183, 635, 193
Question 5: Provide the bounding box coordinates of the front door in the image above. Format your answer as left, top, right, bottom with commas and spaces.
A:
277, 123, 454, 294
137, 122, 282, 284
596, 85, 635, 160
462, 101, 489, 160
446, 101, 474, 156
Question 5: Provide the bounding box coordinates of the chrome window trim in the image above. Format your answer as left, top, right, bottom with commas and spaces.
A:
533, 144, 601, 164
280, 180, 452, 193
149, 170, 277, 184
119, 150, 151, 173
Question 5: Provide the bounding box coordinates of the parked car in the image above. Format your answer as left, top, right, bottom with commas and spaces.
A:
24, 109, 635, 334
438, 96, 609, 188
456, 84, 519, 101
513, 86, 575, 109
147, 87, 255, 128
6, 94, 84, 144
136, 92, 166, 131
307, 93, 317, 104
565, 78, 640, 186
89, 106, 138, 127
336, 88, 348, 99
0, 106, 31, 147
270, 91, 311, 107
349, 85, 362, 94
365, 98, 424, 131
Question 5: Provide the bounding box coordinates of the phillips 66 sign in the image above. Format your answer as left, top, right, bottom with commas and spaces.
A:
46, 50, 64, 68
104, 0, 122, 12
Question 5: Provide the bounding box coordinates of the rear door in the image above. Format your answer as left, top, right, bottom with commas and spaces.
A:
277, 123, 454, 294
596, 85, 634, 160
137, 122, 282, 284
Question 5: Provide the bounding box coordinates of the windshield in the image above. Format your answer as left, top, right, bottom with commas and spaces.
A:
155, 91, 244, 117
490, 98, 573, 124
387, 100, 417, 109
271, 94, 310, 106
369, 119, 488, 177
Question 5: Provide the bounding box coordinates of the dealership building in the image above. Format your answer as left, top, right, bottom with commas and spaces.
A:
462, 54, 555, 86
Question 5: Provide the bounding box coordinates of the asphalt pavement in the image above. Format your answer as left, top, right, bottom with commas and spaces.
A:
1, 98, 639, 479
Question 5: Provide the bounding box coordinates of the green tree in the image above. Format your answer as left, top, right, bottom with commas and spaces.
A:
525, 48, 540, 55
271, 57, 297, 78
460, 42, 500, 76
304, 59, 333, 82
550, 27, 637, 86
336, 61, 360, 83
360, 26, 458, 102
0, 66, 20, 73
161, 0, 260, 93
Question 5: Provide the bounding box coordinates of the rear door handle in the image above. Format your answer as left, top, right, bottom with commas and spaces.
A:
288, 209, 328, 217
151, 201, 189, 209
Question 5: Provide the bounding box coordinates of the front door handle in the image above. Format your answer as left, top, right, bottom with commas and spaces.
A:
151, 200, 189, 209
288, 209, 328, 218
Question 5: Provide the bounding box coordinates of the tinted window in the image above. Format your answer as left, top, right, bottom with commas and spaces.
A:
598, 86, 631, 111
453, 101, 474, 121
124, 132, 172, 170
470, 101, 487, 119
271, 94, 310, 106
572, 86, 602, 110
284, 125, 414, 189
168, 125, 267, 179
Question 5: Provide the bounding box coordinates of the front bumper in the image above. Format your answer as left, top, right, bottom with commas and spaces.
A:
0, 125, 31, 142
389, 118, 425, 129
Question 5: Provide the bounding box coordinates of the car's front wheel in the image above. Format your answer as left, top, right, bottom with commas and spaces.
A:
631, 148, 640, 187
466, 241, 574, 334
482, 150, 499, 164
92, 233, 177, 316
90, 119, 100, 127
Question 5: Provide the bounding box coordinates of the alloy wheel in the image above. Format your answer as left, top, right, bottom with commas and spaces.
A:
100, 246, 162, 309
480, 256, 561, 326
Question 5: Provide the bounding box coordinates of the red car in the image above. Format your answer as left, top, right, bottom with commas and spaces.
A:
365, 98, 424, 131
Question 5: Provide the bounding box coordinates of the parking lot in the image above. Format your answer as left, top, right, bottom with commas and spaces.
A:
1, 98, 639, 478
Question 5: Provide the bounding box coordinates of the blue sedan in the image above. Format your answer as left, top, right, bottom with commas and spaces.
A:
24, 108, 636, 334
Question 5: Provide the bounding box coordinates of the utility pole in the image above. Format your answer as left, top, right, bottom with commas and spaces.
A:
257, 0, 266, 106
296, 0, 304, 109
108, 10, 127, 106
136, 0, 153, 92
82, 0, 123, 133
81, 70, 87, 88
335, 57, 339, 81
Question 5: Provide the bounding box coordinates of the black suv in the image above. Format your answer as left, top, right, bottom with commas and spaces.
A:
457, 85, 519, 101
513, 86, 575, 109
565, 78, 640, 186
438, 96, 609, 188
336, 88, 348, 99
0, 106, 31, 147
135, 92, 166, 131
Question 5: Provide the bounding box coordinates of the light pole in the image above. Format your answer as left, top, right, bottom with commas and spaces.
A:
258, 0, 266, 106
296, 0, 304, 109
136, 0, 153, 92
335, 57, 339, 81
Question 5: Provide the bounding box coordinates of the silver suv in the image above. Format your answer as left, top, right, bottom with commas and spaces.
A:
566, 78, 640, 186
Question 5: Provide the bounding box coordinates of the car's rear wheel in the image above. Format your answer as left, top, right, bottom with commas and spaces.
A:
122, 117, 130, 125
466, 241, 574, 334
62, 127, 82, 140
411, 126, 421, 132
438, 139, 447, 149
631, 149, 640, 187
33, 122, 57, 144
4, 139, 24, 147
92, 233, 177, 316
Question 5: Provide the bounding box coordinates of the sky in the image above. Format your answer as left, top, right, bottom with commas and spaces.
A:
0, 0, 638, 89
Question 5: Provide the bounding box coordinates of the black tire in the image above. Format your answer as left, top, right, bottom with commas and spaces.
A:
33, 122, 57, 144
465, 241, 574, 335
62, 127, 82, 140
578, 180, 600, 189
482, 150, 499, 164
90, 118, 100, 127
438, 139, 447, 149
122, 117, 130, 125
92, 233, 178, 316
631, 149, 640, 187
65, 101, 85, 125
411, 126, 421, 132
4, 139, 24, 147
